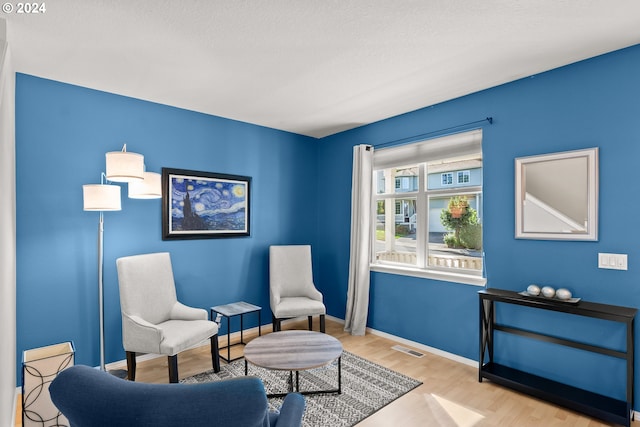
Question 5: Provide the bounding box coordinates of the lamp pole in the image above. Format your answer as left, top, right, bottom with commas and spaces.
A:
98, 211, 106, 371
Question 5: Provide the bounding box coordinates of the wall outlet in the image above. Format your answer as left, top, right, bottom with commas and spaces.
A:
598, 253, 628, 270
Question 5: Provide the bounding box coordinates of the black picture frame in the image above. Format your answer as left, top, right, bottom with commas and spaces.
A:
162, 168, 251, 240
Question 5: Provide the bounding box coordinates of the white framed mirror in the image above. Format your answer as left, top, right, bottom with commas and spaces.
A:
515, 147, 598, 241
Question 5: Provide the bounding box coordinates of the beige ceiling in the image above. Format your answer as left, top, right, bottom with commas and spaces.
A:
4, 0, 640, 138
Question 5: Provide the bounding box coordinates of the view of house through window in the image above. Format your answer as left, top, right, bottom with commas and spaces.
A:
372, 131, 483, 279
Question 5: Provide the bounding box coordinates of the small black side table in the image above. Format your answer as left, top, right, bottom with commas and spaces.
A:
210, 301, 262, 363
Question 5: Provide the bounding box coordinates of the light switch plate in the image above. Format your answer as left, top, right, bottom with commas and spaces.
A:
598, 253, 628, 270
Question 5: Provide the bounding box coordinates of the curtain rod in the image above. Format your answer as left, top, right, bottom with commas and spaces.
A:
373, 117, 493, 149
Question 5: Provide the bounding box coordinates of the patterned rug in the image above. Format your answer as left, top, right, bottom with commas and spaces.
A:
181, 351, 422, 427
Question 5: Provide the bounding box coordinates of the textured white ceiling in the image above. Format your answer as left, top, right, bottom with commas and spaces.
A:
5, 0, 640, 137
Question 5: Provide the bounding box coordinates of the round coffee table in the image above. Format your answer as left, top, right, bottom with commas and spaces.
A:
244, 330, 343, 397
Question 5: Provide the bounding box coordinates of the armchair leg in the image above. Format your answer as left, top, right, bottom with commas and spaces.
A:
308, 316, 313, 331
272, 314, 282, 332
211, 335, 220, 373
126, 351, 136, 381
320, 315, 326, 333
168, 355, 179, 383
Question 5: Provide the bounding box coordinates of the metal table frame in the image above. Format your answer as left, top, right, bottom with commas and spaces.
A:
244, 356, 342, 398
210, 301, 261, 363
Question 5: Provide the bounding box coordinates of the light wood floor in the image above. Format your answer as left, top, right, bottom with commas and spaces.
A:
16, 319, 638, 426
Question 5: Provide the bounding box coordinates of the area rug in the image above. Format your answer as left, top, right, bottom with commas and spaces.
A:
181, 351, 422, 427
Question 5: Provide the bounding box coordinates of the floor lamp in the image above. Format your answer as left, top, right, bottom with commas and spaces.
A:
82, 178, 121, 371
82, 145, 159, 374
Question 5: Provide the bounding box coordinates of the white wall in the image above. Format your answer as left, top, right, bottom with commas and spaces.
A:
0, 16, 17, 426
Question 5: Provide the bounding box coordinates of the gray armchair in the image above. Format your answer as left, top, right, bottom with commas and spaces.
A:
269, 245, 326, 332
116, 252, 220, 383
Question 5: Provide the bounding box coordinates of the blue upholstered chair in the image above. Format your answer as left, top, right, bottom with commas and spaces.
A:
50, 365, 305, 427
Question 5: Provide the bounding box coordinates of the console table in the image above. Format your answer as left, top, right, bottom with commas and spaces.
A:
479, 288, 636, 427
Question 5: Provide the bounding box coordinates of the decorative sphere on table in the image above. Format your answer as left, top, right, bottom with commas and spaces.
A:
526, 284, 541, 296
541, 286, 556, 298
556, 288, 572, 300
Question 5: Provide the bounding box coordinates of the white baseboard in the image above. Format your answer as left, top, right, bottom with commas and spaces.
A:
367, 327, 476, 367
325, 314, 476, 367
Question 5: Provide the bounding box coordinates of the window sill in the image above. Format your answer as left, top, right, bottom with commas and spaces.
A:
370, 264, 487, 287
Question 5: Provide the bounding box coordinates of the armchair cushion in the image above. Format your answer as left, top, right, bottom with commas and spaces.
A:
272, 297, 326, 319
157, 319, 216, 355
50, 365, 305, 427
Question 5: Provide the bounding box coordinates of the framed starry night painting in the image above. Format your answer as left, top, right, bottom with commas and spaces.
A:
162, 168, 251, 240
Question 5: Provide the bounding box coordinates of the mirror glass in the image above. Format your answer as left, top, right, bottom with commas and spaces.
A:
515, 147, 598, 240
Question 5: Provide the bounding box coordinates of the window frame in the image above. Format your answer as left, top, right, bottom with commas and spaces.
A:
369, 130, 486, 287
441, 172, 453, 185
457, 170, 470, 184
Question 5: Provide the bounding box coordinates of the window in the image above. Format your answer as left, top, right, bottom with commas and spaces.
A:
457, 170, 470, 184
396, 174, 418, 192
371, 130, 484, 285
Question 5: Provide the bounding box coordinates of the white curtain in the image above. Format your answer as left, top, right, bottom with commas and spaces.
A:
344, 145, 373, 336
0, 17, 17, 427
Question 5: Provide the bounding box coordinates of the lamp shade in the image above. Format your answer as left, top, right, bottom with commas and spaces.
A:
128, 172, 162, 199
105, 150, 144, 182
83, 184, 122, 211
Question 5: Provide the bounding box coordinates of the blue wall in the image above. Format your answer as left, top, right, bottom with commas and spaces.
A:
15, 74, 318, 379
317, 44, 640, 403
15, 44, 640, 407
